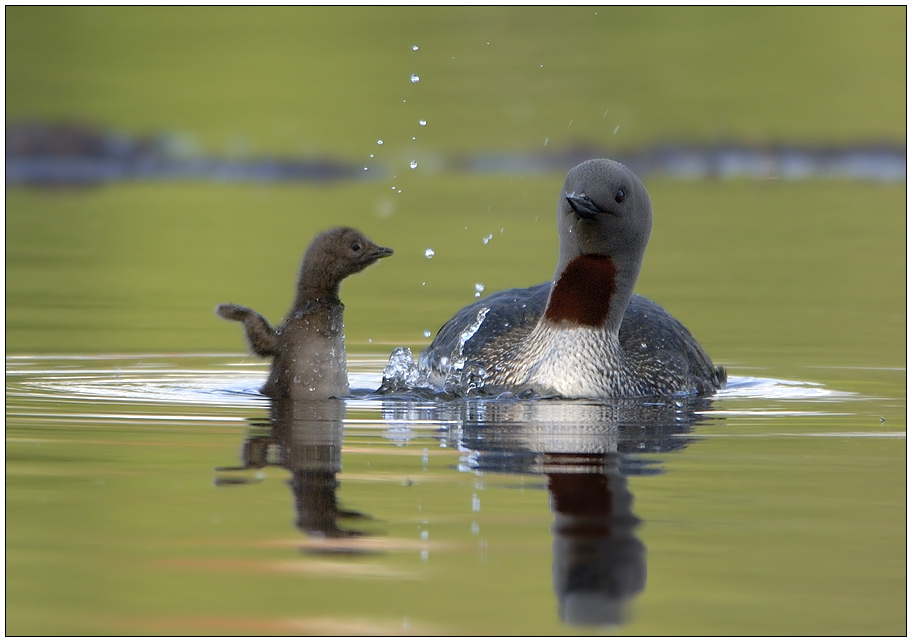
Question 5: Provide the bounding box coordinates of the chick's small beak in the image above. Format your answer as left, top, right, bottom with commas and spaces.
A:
565, 193, 601, 219
371, 246, 394, 260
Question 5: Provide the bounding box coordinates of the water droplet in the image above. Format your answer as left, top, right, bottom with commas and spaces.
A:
377, 139, 384, 145
475, 283, 485, 293
424, 248, 435, 259
368, 338, 373, 343
419, 119, 427, 126
568, 118, 573, 128
613, 125, 620, 134
397, 189, 402, 194
420, 550, 428, 561
412, 45, 419, 51
369, 153, 374, 158
391, 185, 396, 190
544, 137, 549, 146
471, 494, 481, 512
482, 234, 493, 245
421, 281, 426, 286
423, 329, 431, 338
410, 74, 420, 83
409, 160, 418, 169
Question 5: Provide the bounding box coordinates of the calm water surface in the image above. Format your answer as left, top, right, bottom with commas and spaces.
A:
6, 351, 905, 635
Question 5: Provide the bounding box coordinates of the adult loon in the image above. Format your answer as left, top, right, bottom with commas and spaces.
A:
418, 159, 725, 398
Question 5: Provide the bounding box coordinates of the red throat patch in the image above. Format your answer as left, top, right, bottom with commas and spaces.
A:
545, 254, 617, 326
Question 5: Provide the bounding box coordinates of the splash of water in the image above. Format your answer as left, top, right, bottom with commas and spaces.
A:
379, 347, 430, 392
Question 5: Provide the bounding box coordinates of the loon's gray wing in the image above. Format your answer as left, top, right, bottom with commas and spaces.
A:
620, 295, 727, 395
418, 283, 551, 383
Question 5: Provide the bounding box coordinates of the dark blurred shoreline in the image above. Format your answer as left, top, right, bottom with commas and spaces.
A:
6, 121, 906, 187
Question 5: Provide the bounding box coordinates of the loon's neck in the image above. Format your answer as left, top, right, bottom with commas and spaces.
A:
544, 253, 637, 335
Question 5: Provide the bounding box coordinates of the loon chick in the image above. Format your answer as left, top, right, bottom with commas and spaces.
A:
216, 227, 393, 399
418, 159, 726, 398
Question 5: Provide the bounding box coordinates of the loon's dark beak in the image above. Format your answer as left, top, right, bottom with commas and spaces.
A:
565, 193, 602, 219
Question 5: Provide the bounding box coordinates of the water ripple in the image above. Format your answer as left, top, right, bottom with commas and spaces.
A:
6, 354, 862, 412
712, 375, 856, 400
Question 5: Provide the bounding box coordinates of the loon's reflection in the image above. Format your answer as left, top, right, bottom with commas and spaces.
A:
215, 398, 371, 539
546, 451, 644, 627
385, 395, 713, 627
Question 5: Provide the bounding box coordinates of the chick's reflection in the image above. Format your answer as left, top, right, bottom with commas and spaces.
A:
215, 398, 371, 539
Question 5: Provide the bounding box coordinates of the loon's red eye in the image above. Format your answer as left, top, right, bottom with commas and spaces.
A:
615, 188, 626, 204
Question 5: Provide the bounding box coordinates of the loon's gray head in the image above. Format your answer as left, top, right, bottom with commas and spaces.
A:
557, 159, 653, 273
547, 160, 653, 331
296, 227, 393, 303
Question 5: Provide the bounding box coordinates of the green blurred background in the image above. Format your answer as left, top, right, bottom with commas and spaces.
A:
6, 6, 905, 151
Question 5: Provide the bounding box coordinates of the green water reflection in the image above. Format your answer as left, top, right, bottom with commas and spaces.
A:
5, 354, 906, 635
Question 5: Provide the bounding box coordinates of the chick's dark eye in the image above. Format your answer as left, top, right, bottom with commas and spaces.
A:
614, 188, 626, 204
351, 243, 362, 252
